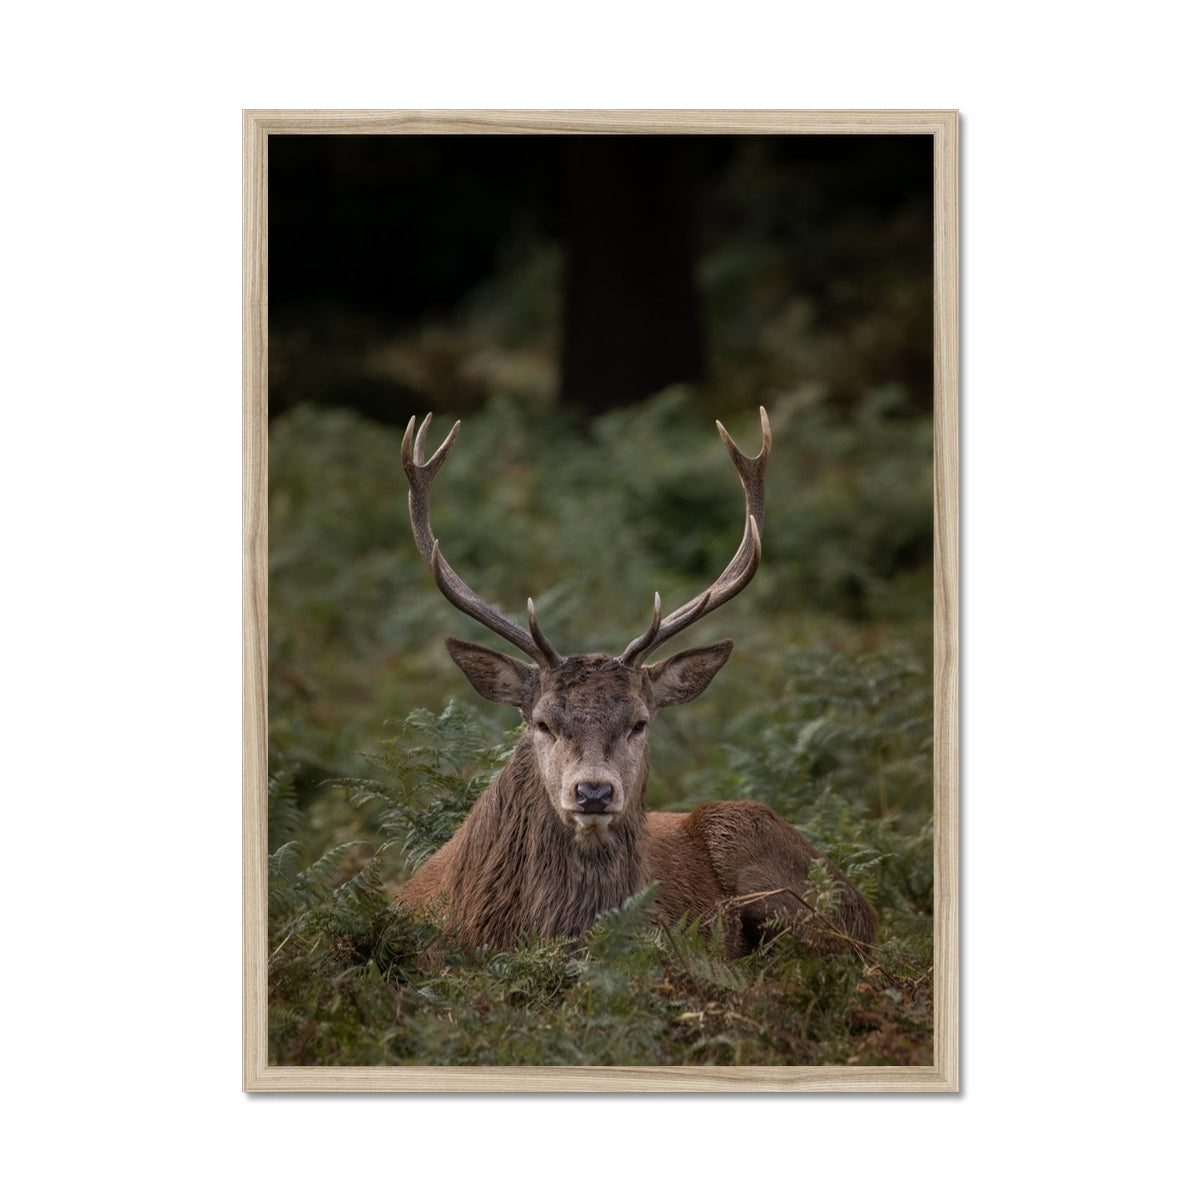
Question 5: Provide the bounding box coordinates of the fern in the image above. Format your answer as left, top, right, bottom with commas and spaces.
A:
266, 693, 936, 1068
266, 765, 304, 852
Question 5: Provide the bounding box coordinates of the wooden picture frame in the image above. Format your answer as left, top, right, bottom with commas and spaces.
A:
243, 109, 959, 1092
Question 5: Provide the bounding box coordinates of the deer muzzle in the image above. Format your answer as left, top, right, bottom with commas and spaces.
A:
560, 774, 625, 839
575, 781, 614, 814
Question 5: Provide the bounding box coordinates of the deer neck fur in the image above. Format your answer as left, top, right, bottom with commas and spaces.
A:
438, 737, 649, 947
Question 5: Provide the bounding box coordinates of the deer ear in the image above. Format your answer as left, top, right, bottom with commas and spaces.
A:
445, 638, 537, 712
645, 640, 733, 708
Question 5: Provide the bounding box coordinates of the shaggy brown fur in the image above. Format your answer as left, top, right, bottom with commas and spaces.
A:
397, 737, 650, 947
397, 650, 878, 953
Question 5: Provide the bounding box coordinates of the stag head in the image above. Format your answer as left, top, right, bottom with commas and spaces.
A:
401, 409, 771, 844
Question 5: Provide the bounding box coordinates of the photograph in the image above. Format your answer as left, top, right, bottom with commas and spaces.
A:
10, 0, 1200, 1186
245, 111, 958, 1089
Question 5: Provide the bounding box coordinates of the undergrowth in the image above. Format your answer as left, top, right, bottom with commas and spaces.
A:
266, 381, 936, 1068
268, 673, 934, 1068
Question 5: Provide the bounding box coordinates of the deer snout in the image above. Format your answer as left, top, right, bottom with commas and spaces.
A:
575, 782, 614, 814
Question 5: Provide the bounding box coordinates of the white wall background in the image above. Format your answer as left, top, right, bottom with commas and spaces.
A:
4, 4, 1196, 1196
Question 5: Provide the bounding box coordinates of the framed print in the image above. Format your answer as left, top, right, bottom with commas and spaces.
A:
243, 109, 958, 1091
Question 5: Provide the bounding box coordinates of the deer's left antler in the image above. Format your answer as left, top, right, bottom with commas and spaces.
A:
619, 406, 771, 667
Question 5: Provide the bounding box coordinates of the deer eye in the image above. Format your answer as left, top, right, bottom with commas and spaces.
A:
534, 720, 555, 739
629, 720, 648, 737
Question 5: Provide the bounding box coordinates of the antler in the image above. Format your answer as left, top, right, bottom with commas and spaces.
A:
402, 413, 563, 668
619, 406, 771, 667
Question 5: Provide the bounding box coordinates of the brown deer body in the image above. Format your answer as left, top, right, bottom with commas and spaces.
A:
395, 410, 877, 954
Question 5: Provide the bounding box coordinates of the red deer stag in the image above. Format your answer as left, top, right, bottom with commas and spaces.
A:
396, 409, 877, 955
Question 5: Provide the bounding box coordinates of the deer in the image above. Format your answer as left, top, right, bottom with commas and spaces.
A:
395, 408, 877, 956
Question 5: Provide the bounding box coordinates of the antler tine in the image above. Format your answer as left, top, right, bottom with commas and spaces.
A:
620, 407, 771, 667
403, 414, 562, 668
617, 591, 663, 666
526, 597, 560, 664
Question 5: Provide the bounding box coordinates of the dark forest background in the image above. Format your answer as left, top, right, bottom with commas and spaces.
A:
266, 134, 939, 1067
269, 135, 932, 422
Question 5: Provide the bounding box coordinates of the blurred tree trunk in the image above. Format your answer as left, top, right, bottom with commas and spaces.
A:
560, 138, 705, 413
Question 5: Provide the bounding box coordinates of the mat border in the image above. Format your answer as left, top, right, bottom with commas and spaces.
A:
242, 108, 959, 1093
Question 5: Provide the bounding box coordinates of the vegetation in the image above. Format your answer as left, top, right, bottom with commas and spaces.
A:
266, 390, 934, 1066
265, 139, 935, 1067
268, 682, 932, 1067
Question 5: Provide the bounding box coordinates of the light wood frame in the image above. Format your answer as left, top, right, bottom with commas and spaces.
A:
243, 109, 959, 1092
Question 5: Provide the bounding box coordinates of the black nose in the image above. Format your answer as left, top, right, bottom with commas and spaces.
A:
575, 782, 614, 813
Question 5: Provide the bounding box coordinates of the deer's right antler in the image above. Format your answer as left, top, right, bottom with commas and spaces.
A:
403, 414, 563, 668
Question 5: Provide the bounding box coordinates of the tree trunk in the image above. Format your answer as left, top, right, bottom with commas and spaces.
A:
560, 137, 705, 413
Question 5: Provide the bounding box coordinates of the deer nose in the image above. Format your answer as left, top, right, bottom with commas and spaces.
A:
575, 782, 614, 813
